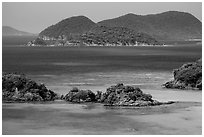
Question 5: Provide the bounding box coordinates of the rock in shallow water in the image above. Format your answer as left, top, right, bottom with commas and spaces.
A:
63, 83, 175, 106
3, 73, 175, 107
163, 59, 202, 90
2, 73, 58, 102
100, 83, 174, 106
63, 87, 96, 103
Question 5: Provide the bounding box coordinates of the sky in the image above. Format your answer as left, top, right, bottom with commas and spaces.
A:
2, 2, 202, 34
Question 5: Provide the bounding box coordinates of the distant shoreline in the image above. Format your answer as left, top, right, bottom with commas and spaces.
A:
24, 39, 202, 47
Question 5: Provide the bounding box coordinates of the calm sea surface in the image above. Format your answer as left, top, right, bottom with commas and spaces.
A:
2, 42, 202, 134
2, 44, 202, 93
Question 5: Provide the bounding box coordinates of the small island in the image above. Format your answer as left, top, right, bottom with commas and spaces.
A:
26, 15, 165, 47
26, 26, 163, 47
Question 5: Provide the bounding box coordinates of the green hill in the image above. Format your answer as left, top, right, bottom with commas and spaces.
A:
32, 11, 201, 46
39, 16, 96, 39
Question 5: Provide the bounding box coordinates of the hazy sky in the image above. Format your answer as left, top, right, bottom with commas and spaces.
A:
2, 2, 202, 33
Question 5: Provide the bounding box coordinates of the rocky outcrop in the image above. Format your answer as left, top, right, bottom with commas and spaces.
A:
2, 73, 58, 102
63, 87, 96, 103
163, 59, 202, 90
63, 83, 175, 106
2, 72, 176, 107
98, 83, 174, 106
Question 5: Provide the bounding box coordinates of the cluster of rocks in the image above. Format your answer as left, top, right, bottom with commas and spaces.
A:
2, 73, 174, 106
63, 83, 174, 106
2, 73, 58, 102
163, 59, 202, 90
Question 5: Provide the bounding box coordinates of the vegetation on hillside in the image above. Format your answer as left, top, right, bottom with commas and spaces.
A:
81, 25, 162, 45
28, 11, 201, 46
98, 11, 202, 40
39, 16, 96, 39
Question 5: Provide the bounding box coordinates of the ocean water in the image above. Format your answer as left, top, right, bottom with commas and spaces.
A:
2, 43, 202, 134
2, 44, 201, 93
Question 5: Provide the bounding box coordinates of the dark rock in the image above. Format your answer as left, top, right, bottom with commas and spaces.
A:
70, 87, 80, 92
95, 91, 102, 102
60, 94, 64, 100
163, 58, 202, 90
64, 88, 96, 103
2, 73, 58, 102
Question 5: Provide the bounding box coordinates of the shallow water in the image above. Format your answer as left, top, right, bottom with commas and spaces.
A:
2, 100, 202, 135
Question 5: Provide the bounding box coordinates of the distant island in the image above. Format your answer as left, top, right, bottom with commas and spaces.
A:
2, 26, 38, 46
2, 26, 37, 36
27, 25, 162, 47
26, 11, 201, 47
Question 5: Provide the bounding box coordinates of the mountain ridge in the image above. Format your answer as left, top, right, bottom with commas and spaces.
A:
27, 11, 202, 46
98, 11, 201, 40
